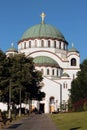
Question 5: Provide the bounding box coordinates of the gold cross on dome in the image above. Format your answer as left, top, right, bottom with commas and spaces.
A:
40, 12, 46, 24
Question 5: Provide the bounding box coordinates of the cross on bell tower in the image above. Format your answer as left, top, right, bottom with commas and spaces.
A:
40, 12, 46, 24
11, 42, 14, 48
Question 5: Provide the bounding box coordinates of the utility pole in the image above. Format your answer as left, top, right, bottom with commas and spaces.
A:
26, 92, 30, 115
19, 87, 21, 117
60, 84, 62, 111
8, 79, 11, 118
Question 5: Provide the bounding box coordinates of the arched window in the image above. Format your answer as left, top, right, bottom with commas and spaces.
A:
63, 82, 68, 89
63, 43, 66, 50
48, 40, 50, 47
41, 40, 44, 47
71, 58, 76, 66
59, 41, 61, 49
47, 69, 49, 75
52, 69, 54, 75
29, 41, 31, 48
54, 41, 56, 48
24, 42, 26, 49
63, 83, 66, 88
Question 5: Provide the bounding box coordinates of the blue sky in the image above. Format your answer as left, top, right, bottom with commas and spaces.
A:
0, 0, 87, 63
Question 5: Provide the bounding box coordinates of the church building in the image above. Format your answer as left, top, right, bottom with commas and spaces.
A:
6, 13, 80, 113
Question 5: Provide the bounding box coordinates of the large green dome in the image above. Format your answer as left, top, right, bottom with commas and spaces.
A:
21, 23, 65, 41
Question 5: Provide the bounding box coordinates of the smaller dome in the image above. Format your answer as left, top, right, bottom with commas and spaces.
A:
6, 43, 18, 53
7, 47, 18, 52
68, 47, 79, 53
68, 44, 79, 53
34, 56, 59, 67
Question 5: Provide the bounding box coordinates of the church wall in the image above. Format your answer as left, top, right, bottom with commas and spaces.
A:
54, 78, 71, 98
41, 77, 61, 113
67, 54, 80, 68
17, 40, 80, 113
40, 77, 71, 113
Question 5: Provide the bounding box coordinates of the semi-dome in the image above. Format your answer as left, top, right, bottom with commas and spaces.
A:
61, 72, 70, 77
21, 23, 65, 41
34, 56, 59, 67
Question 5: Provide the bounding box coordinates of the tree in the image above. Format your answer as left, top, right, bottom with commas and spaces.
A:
0, 50, 9, 102
0, 51, 45, 105
70, 59, 87, 110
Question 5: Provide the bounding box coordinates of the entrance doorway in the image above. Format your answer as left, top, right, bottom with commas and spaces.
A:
49, 96, 55, 113
39, 103, 45, 113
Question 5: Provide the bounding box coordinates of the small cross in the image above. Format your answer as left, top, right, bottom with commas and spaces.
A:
40, 12, 46, 24
11, 42, 14, 48
72, 43, 74, 47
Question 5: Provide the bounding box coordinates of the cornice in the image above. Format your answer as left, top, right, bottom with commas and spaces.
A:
18, 37, 68, 45
67, 53, 80, 58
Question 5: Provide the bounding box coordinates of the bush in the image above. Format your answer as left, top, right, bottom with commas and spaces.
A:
83, 101, 87, 111
73, 98, 87, 112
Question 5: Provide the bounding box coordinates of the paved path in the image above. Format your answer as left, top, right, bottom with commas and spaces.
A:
2, 114, 59, 130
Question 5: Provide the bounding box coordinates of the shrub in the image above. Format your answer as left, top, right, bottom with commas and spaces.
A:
73, 98, 87, 111
83, 101, 87, 111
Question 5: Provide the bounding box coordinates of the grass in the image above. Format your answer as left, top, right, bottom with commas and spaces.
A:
50, 111, 87, 130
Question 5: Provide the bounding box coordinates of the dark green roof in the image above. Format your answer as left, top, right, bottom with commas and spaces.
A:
7, 47, 18, 52
68, 47, 79, 53
34, 56, 59, 67
21, 23, 65, 41
62, 72, 70, 77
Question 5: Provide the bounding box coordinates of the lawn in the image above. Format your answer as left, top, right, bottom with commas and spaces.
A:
51, 111, 87, 130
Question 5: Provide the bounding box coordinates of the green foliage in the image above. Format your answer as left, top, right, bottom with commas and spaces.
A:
0, 50, 45, 104
83, 101, 87, 111
70, 59, 87, 111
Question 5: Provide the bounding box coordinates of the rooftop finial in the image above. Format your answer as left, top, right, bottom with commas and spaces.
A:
40, 12, 46, 24
72, 43, 74, 47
